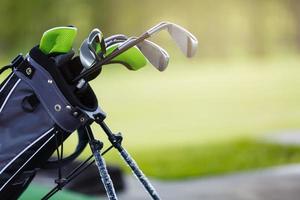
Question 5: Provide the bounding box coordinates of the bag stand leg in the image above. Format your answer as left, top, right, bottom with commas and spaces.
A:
84, 125, 118, 200
94, 116, 161, 200
41, 113, 160, 200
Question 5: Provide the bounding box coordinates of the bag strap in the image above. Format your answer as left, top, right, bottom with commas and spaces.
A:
0, 54, 24, 74
43, 126, 89, 169
0, 65, 12, 74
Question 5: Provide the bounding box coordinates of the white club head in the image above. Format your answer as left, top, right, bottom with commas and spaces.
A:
137, 40, 169, 71
147, 22, 198, 58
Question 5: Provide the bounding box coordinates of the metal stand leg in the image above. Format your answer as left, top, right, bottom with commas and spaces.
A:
94, 118, 161, 200
119, 148, 161, 200
84, 125, 118, 200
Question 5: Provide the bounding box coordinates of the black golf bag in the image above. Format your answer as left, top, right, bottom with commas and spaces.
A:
0, 46, 101, 199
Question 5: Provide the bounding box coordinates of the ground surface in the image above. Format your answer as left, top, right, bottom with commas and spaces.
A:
117, 164, 300, 200
115, 134, 300, 199
29, 163, 300, 200
24, 131, 300, 200
20, 183, 98, 200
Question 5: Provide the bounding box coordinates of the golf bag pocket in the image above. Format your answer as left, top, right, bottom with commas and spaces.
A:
0, 53, 90, 198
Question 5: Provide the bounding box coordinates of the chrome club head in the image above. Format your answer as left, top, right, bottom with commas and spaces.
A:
147, 21, 198, 58
80, 29, 105, 70
137, 40, 169, 71
106, 36, 169, 72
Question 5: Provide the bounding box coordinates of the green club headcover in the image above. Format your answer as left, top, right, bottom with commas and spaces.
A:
39, 26, 77, 54
106, 44, 147, 71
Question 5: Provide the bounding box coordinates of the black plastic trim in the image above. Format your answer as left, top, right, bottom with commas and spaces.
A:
29, 46, 98, 112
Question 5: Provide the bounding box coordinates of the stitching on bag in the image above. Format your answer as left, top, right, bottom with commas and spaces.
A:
0, 127, 54, 175
0, 129, 55, 191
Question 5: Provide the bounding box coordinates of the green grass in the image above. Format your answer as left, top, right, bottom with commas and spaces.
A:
128, 139, 300, 179
2, 57, 300, 179
19, 184, 99, 200
81, 57, 300, 179
87, 58, 300, 149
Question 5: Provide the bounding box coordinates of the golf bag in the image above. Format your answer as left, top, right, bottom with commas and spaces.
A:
0, 46, 99, 199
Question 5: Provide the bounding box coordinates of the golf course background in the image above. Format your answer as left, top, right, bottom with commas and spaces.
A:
77, 57, 300, 179
1, 0, 300, 180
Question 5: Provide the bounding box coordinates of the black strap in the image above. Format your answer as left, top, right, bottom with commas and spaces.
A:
0, 54, 25, 74
41, 123, 115, 200
0, 65, 12, 74
43, 127, 89, 169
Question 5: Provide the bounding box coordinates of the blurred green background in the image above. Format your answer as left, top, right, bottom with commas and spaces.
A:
1, 0, 300, 59
2, 0, 300, 180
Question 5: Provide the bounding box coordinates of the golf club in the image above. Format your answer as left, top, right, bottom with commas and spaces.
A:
77, 29, 106, 88
104, 36, 169, 71
73, 21, 198, 83
79, 28, 105, 70
137, 39, 169, 71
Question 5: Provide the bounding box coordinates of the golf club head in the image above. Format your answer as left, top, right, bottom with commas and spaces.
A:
137, 40, 169, 71
88, 28, 106, 55
80, 39, 94, 69
80, 29, 105, 70
147, 22, 198, 58
108, 36, 169, 71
